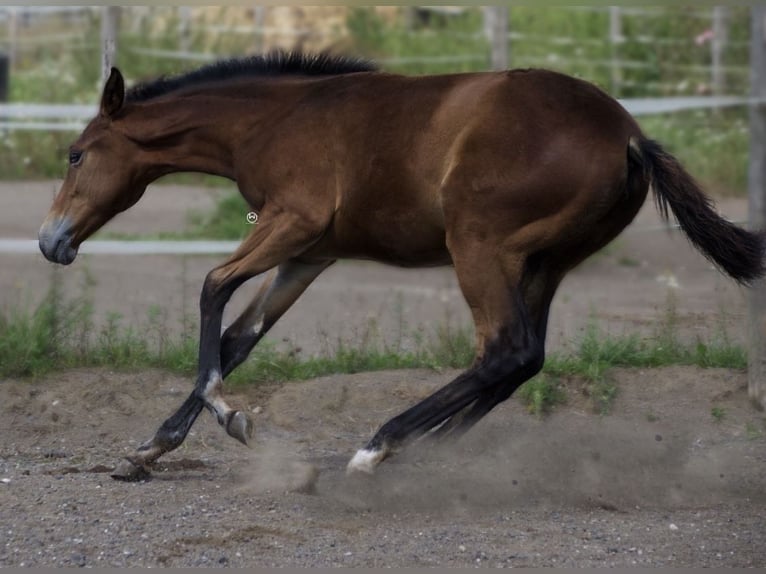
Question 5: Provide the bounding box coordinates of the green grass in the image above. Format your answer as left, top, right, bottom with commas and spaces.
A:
537, 310, 745, 414
0, 276, 749, 423
0, 276, 476, 383
518, 375, 566, 416
544, 309, 746, 383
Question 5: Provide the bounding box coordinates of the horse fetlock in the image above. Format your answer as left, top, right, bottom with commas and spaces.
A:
226, 410, 254, 446
148, 427, 186, 452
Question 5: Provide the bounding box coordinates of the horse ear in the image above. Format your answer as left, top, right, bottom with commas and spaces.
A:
100, 67, 125, 118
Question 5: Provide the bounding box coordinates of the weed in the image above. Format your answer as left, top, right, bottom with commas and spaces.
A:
587, 378, 619, 415
518, 376, 566, 416
745, 421, 763, 440
425, 322, 475, 370
711, 406, 726, 423
617, 256, 640, 268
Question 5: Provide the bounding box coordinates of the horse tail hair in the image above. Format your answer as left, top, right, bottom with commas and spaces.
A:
628, 136, 765, 285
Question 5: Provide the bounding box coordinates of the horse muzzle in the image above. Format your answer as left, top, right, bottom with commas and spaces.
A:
39, 217, 78, 265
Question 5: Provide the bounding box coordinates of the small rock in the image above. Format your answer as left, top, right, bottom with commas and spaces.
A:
669, 523, 678, 531
251, 406, 262, 414
1, 478, 11, 484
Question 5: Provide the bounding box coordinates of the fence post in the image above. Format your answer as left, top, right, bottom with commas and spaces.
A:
609, 7, 622, 96
179, 6, 192, 52
253, 5, 267, 52
748, 6, 766, 410
0, 52, 8, 102
484, 6, 509, 71
7, 7, 17, 71
101, 6, 120, 82
711, 7, 728, 96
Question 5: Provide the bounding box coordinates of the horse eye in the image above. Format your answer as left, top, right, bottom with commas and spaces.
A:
69, 150, 83, 166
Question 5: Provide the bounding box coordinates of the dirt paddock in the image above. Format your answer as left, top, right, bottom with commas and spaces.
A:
0, 366, 764, 567
0, 182, 765, 566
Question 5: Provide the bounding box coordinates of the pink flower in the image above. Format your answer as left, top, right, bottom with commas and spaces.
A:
695, 29, 715, 45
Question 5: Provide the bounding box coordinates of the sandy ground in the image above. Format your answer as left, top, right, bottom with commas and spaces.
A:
0, 367, 764, 567
0, 180, 764, 567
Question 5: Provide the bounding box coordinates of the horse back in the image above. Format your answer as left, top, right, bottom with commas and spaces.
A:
281, 69, 645, 265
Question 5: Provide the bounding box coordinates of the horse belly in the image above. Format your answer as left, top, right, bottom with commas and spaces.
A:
322, 207, 451, 267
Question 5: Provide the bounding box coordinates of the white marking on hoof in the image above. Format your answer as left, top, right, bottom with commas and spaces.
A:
346, 448, 386, 475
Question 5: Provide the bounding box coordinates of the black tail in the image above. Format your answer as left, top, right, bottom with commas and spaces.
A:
631, 137, 765, 285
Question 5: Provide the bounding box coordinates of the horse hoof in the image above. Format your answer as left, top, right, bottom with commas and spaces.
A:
110, 458, 151, 482
227, 411, 254, 446
346, 448, 386, 475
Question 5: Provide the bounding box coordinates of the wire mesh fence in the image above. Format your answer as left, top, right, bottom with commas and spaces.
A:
0, 6, 755, 101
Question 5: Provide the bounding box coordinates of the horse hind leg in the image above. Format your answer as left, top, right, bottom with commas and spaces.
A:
347, 239, 545, 474
112, 258, 332, 480
428, 265, 559, 443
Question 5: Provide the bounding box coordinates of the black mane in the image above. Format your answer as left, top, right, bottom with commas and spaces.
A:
126, 51, 379, 103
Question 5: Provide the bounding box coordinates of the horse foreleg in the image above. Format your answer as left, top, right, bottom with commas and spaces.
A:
111, 215, 325, 480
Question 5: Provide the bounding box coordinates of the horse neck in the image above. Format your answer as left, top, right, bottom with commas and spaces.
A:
122, 97, 251, 180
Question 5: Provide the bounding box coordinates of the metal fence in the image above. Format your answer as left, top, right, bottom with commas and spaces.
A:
0, 6, 754, 96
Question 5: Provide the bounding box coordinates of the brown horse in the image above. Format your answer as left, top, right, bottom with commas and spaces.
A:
39, 52, 764, 480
